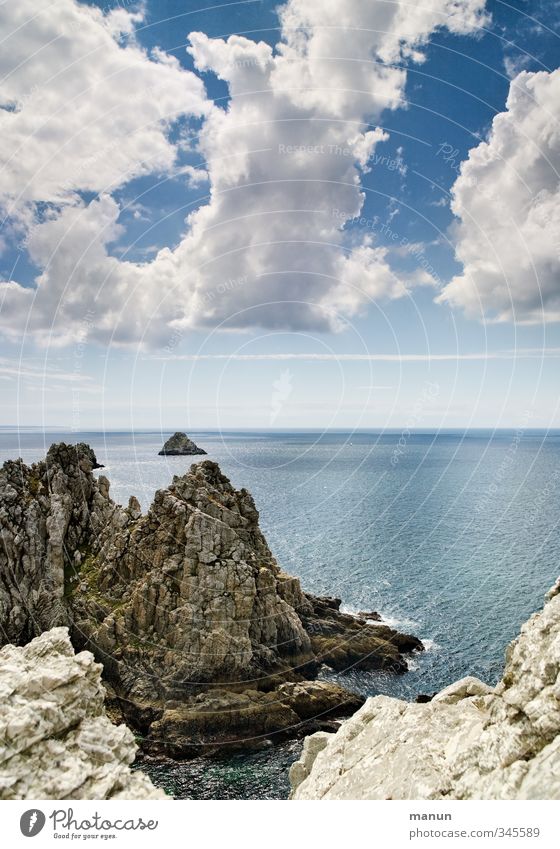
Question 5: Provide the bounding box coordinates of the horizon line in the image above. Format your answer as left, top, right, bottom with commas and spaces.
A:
1, 426, 559, 434
148, 349, 560, 363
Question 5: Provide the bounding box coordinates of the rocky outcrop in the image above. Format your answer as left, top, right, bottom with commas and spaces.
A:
301, 595, 422, 674
290, 580, 560, 800
0, 628, 166, 800
0, 443, 115, 645
158, 432, 206, 455
146, 681, 363, 758
0, 443, 421, 755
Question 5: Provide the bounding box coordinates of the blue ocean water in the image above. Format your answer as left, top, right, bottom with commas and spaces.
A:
2, 429, 559, 798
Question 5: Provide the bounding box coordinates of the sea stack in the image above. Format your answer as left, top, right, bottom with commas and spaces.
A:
158, 431, 207, 456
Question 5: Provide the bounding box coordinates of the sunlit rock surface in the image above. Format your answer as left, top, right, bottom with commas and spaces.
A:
0, 628, 166, 800
290, 580, 560, 800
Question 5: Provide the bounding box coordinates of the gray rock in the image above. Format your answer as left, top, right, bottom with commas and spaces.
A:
289, 731, 331, 792
0, 628, 166, 800
0, 443, 115, 645
158, 432, 207, 456
432, 675, 494, 705
290, 580, 560, 800
145, 681, 362, 758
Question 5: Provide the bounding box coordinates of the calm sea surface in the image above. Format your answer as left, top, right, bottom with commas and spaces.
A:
2, 429, 559, 798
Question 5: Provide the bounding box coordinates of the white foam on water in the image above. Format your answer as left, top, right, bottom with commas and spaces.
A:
340, 605, 419, 630
340, 604, 418, 628
378, 614, 420, 630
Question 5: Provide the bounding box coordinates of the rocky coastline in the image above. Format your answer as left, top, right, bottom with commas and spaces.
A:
0, 442, 422, 763
2, 441, 558, 800
290, 579, 560, 800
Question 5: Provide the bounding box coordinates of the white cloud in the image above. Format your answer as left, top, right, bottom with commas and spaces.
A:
273, 0, 489, 117
439, 69, 560, 323
166, 0, 488, 335
0, 0, 208, 210
0, 0, 489, 346
1, 194, 188, 347
178, 164, 209, 186
0, 354, 99, 386
503, 53, 531, 80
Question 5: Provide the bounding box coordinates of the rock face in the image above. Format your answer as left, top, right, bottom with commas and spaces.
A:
0, 443, 115, 645
290, 580, 560, 800
300, 595, 422, 674
148, 681, 363, 758
0, 443, 421, 755
158, 432, 206, 455
0, 628, 166, 800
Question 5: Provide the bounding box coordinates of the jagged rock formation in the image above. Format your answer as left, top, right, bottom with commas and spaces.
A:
290, 580, 560, 800
158, 432, 206, 455
0, 443, 115, 645
0, 628, 166, 800
0, 443, 421, 754
300, 595, 421, 674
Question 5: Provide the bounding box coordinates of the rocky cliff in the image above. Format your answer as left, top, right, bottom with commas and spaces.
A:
0, 443, 112, 645
0, 443, 422, 755
290, 580, 560, 800
0, 628, 166, 800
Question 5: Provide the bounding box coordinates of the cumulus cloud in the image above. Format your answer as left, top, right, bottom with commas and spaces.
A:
0, 0, 208, 212
164, 0, 488, 335
439, 69, 560, 323
0, 0, 489, 346
273, 0, 489, 117
2, 195, 189, 347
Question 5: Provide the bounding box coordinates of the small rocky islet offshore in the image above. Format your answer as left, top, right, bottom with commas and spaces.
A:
0, 441, 422, 795
158, 431, 207, 456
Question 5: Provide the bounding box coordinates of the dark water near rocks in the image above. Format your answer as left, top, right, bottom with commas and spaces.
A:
134, 741, 302, 800
2, 428, 560, 799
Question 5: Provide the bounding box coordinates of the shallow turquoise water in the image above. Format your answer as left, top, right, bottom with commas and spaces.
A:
2, 429, 559, 798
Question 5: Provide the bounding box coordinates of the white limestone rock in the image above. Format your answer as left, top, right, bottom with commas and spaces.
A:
291, 579, 560, 800
0, 628, 166, 800
288, 731, 331, 791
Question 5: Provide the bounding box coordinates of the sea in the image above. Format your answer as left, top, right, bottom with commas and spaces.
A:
2, 428, 559, 799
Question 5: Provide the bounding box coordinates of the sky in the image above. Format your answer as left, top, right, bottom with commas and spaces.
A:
0, 0, 559, 430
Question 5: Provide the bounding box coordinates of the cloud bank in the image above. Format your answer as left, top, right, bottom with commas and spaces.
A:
439, 69, 560, 323
0, 0, 489, 346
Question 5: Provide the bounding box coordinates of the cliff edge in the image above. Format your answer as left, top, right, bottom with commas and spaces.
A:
0, 628, 166, 800
290, 579, 560, 800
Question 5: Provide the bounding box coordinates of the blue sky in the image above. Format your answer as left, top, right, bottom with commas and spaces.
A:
1, 0, 559, 429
